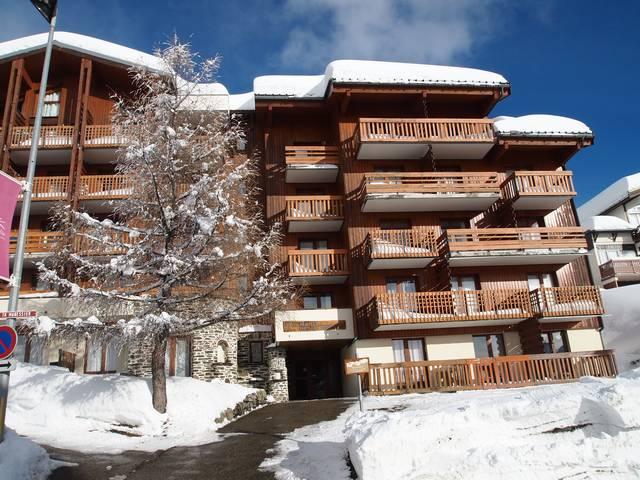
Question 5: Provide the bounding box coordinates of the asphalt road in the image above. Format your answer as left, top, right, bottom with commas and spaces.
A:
47, 399, 353, 480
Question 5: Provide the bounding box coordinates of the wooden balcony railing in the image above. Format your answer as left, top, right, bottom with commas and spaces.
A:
356, 118, 495, 144
501, 171, 576, 201
362, 172, 501, 195
530, 286, 604, 317
285, 146, 340, 165
9, 231, 64, 254
285, 196, 344, 221
365, 227, 439, 260
84, 124, 126, 148
288, 249, 349, 277
10, 125, 75, 149
78, 175, 133, 200
447, 227, 587, 252
599, 258, 640, 280
373, 289, 532, 327
18, 176, 69, 201
365, 350, 617, 395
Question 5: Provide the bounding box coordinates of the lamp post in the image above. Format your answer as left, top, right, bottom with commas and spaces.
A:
0, 0, 58, 443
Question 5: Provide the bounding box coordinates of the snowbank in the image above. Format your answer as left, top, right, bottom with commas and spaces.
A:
493, 114, 592, 137
0, 428, 53, 480
602, 284, 640, 371
264, 372, 640, 480
7, 362, 257, 453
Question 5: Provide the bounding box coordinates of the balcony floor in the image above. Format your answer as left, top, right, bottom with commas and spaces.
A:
290, 275, 348, 285
11, 149, 71, 165
512, 195, 575, 210
285, 165, 339, 183
448, 249, 586, 267
374, 317, 519, 331
287, 219, 344, 233
362, 193, 499, 213
357, 142, 494, 160
368, 257, 436, 270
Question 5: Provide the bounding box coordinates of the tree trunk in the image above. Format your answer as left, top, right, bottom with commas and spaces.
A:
151, 335, 168, 413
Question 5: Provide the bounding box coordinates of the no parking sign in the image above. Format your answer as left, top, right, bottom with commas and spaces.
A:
0, 325, 17, 367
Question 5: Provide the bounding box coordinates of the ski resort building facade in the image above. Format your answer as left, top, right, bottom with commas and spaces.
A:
0, 32, 616, 402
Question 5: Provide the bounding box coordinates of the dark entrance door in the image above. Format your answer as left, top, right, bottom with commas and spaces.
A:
287, 348, 342, 400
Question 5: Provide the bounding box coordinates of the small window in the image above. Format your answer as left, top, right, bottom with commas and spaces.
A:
380, 219, 411, 230
302, 293, 333, 309
473, 334, 505, 358
42, 91, 60, 117
166, 337, 192, 377
386, 277, 417, 293
392, 338, 425, 362
215, 340, 229, 364
541, 331, 569, 353
85, 337, 119, 374
440, 218, 470, 230
298, 239, 328, 250
249, 341, 264, 364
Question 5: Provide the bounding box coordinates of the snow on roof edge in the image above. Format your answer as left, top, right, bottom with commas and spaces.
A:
581, 215, 636, 232
578, 172, 640, 220
493, 115, 593, 138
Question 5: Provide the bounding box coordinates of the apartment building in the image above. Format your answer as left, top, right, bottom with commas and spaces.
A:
577, 173, 640, 288
0, 32, 616, 402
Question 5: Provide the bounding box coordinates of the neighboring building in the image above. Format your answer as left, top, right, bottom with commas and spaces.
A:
0, 32, 617, 402
577, 173, 640, 288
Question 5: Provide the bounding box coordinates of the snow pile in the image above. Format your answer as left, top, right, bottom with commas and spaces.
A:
493, 114, 592, 137
581, 215, 636, 231
0, 428, 53, 480
602, 284, 640, 371
7, 362, 258, 453
578, 172, 640, 221
265, 372, 640, 480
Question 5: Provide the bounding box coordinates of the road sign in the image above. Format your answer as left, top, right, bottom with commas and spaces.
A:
0, 311, 37, 319
0, 360, 16, 372
0, 326, 17, 361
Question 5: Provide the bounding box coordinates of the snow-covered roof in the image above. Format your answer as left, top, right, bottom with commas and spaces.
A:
254, 59, 509, 99
578, 173, 640, 220
581, 215, 636, 232
493, 115, 593, 138
229, 92, 256, 111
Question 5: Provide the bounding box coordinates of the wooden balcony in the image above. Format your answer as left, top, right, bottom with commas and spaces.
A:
9, 125, 74, 149
18, 176, 69, 202
84, 124, 125, 148
9, 230, 63, 255
365, 350, 617, 395
599, 258, 640, 284
501, 171, 576, 210
355, 118, 495, 160
530, 286, 604, 319
78, 175, 133, 200
285, 196, 344, 232
285, 146, 341, 183
287, 249, 349, 285
446, 227, 588, 266
365, 227, 439, 269
361, 172, 501, 212
372, 289, 532, 330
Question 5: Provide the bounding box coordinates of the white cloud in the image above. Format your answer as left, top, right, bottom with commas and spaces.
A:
280, 0, 503, 70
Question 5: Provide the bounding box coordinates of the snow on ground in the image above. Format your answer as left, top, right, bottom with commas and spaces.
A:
6, 362, 257, 454
602, 284, 640, 371
0, 428, 54, 480
263, 371, 640, 480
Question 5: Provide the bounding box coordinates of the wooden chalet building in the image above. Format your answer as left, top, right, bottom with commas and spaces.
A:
0, 32, 616, 402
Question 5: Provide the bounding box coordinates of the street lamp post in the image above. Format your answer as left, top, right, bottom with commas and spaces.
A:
0, 0, 58, 443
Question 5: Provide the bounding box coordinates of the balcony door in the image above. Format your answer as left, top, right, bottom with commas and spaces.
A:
392, 338, 425, 362
298, 239, 328, 272
527, 273, 556, 310
451, 275, 479, 314
386, 277, 417, 314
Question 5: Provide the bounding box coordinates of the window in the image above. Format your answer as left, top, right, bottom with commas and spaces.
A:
451, 275, 480, 314
627, 206, 640, 227
597, 244, 637, 264
392, 338, 425, 362
85, 337, 119, 374
302, 293, 333, 309
440, 218, 470, 230
541, 331, 569, 353
527, 273, 556, 291
249, 341, 264, 364
380, 219, 411, 230
386, 277, 417, 293
473, 334, 506, 358
42, 91, 60, 117
298, 239, 328, 250
215, 340, 229, 364
166, 337, 191, 377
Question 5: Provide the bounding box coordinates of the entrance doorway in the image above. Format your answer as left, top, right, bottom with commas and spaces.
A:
286, 347, 342, 400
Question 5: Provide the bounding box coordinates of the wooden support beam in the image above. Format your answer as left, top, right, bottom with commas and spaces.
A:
340, 90, 351, 114
1, 59, 25, 172
69, 58, 92, 207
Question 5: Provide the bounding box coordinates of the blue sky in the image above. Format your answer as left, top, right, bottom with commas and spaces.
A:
1, 0, 638, 204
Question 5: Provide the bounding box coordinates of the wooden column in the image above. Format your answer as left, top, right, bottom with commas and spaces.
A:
68, 58, 92, 207
1, 59, 25, 172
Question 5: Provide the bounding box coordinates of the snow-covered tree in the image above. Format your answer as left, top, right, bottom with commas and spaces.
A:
37, 38, 292, 413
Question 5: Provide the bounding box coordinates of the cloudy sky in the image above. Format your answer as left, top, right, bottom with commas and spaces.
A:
1, 0, 639, 202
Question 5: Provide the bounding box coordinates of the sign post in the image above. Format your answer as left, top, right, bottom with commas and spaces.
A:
344, 357, 370, 413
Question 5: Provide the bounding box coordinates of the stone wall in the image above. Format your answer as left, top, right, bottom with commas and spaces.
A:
237, 331, 271, 390
125, 337, 153, 377
192, 321, 238, 382
266, 344, 289, 402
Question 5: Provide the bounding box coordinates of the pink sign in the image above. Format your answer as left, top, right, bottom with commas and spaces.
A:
0, 172, 22, 281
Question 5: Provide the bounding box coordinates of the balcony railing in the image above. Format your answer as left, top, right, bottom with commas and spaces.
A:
362, 172, 501, 195
365, 227, 439, 260
285, 196, 344, 221
84, 124, 126, 148
18, 176, 69, 201
356, 118, 495, 144
78, 175, 133, 200
288, 249, 349, 277
599, 258, 640, 281
446, 227, 587, 252
373, 289, 532, 327
501, 171, 575, 198
530, 286, 604, 318
365, 350, 617, 395
285, 146, 340, 165
9, 231, 63, 254
10, 125, 74, 149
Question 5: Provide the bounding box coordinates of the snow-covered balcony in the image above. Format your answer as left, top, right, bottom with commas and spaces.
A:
285, 146, 341, 183
78, 174, 133, 212
501, 171, 576, 210
365, 227, 440, 269
361, 172, 501, 212
354, 118, 495, 160
83, 124, 126, 163
530, 286, 604, 320
17, 176, 69, 214
285, 195, 344, 232
365, 350, 617, 395
274, 308, 354, 343
599, 258, 640, 285
446, 227, 588, 267
371, 289, 532, 331
9, 125, 74, 165
287, 249, 349, 285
